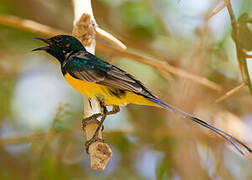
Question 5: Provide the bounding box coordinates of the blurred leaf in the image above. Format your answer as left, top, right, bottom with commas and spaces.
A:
0, 75, 16, 118
106, 132, 132, 153
156, 160, 172, 180
0, 0, 16, 14
120, 1, 165, 39
1, 0, 252, 179
43, 155, 57, 179
52, 119, 65, 132
41, 155, 77, 180
0, 25, 39, 53
233, 13, 252, 51
155, 136, 177, 153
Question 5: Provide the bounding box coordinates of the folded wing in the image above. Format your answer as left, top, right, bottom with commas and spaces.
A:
64, 51, 157, 98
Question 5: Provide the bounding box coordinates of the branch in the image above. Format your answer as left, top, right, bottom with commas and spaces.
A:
71, 0, 112, 170
206, 0, 252, 99
0, 15, 222, 91
1, 129, 251, 153
215, 82, 246, 103
96, 44, 223, 92
96, 27, 126, 51
0, 15, 65, 36
0, 132, 51, 145
224, 0, 252, 93
206, 1, 228, 20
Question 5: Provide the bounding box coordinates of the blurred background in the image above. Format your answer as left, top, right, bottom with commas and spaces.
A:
1, 0, 252, 179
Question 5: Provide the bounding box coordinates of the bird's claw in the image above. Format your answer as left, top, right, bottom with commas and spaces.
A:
82, 113, 102, 130
85, 136, 105, 154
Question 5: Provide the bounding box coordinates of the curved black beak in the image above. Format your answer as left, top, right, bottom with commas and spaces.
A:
32, 37, 51, 51
32, 46, 50, 51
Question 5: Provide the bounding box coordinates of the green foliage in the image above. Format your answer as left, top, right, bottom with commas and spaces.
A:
106, 132, 132, 153
0, 0, 252, 179
120, 1, 164, 38
234, 13, 252, 51
0, 75, 16, 118
0, 26, 38, 52
156, 160, 172, 180
232, 12, 252, 93
0, 0, 16, 15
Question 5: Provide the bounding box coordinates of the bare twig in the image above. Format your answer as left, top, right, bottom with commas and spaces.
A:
206, 1, 228, 20
72, 0, 112, 170
96, 44, 223, 92
0, 15, 222, 92
0, 15, 126, 51
1, 128, 251, 152
215, 82, 246, 103
0, 15, 65, 36
224, 0, 252, 93
207, 0, 252, 98
159, 70, 173, 82
96, 27, 127, 51
0, 132, 52, 145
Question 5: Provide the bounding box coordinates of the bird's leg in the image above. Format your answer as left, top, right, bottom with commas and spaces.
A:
82, 98, 103, 130
85, 105, 121, 153
82, 113, 103, 130
106, 105, 120, 115
85, 103, 108, 153
97, 105, 120, 131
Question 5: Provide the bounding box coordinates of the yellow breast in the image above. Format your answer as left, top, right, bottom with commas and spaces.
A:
64, 73, 156, 107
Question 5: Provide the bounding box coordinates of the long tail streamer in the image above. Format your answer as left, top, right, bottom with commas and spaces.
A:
148, 97, 252, 155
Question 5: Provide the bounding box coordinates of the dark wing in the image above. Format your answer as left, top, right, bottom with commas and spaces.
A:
64, 51, 156, 98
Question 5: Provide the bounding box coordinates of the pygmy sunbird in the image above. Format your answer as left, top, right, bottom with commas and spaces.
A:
33, 35, 252, 155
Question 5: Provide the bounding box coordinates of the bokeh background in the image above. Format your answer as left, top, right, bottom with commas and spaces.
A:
1, 0, 252, 179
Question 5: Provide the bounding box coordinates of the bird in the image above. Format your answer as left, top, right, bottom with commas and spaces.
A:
33, 35, 252, 155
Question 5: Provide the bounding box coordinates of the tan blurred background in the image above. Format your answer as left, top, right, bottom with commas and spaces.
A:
0, 0, 252, 179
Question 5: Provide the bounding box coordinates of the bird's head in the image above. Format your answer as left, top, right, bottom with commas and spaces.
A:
33, 35, 86, 63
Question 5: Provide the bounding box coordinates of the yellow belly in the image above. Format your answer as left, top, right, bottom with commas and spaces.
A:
64, 73, 156, 106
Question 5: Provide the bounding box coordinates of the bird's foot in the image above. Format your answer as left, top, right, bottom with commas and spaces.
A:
85, 136, 104, 154
83, 113, 107, 154
83, 106, 120, 154
82, 113, 103, 131
106, 106, 120, 115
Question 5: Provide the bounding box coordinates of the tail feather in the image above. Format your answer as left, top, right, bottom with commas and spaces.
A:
148, 97, 252, 155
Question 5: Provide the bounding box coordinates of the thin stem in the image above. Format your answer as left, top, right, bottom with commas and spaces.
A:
96, 44, 223, 92
206, 2, 228, 20
225, 0, 252, 93
215, 82, 246, 103
0, 15, 222, 92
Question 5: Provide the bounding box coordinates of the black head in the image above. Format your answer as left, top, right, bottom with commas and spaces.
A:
33, 35, 86, 63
